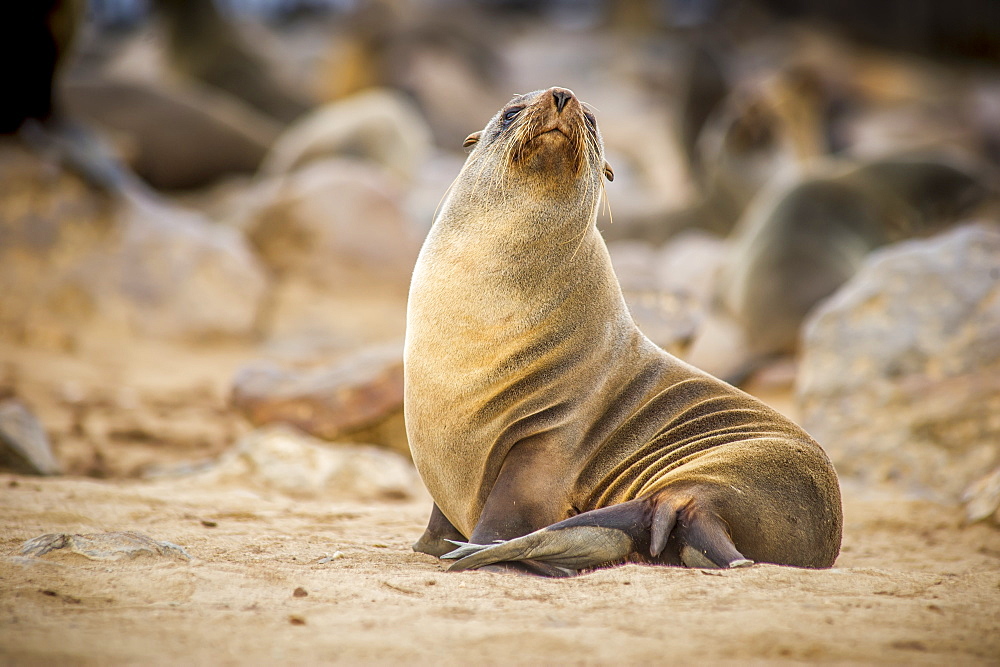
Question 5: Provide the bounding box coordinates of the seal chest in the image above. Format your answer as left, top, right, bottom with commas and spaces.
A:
404, 86, 842, 575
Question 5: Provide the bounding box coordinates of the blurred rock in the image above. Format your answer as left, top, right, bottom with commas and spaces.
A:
260, 88, 432, 183
797, 222, 1000, 501
112, 197, 269, 339
21, 531, 191, 561
0, 145, 269, 345
195, 424, 420, 501
152, 0, 313, 124
239, 158, 420, 293
653, 230, 728, 306
963, 466, 1000, 525
607, 241, 661, 293
621, 290, 701, 355
404, 150, 466, 235
0, 398, 62, 475
607, 233, 727, 354
319, 3, 505, 147
231, 343, 407, 457
63, 77, 281, 190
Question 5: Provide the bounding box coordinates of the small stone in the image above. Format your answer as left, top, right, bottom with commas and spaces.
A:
292, 587, 308, 598
317, 551, 344, 564
21, 531, 191, 562
0, 398, 62, 475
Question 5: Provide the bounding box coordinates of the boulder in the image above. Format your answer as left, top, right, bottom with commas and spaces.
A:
193, 425, 421, 501
797, 222, 1000, 504
231, 343, 407, 457
259, 88, 432, 183
111, 196, 269, 339
0, 144, 269, 346
239, 158, 421, 293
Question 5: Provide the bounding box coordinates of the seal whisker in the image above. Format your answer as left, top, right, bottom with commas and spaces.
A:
600, 177, 614, 226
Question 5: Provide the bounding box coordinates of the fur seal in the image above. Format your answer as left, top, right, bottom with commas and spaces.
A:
690, 153, 996, 384
403, 86, 842, 576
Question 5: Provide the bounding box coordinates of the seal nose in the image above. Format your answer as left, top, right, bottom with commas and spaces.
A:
552, 89, 573, 113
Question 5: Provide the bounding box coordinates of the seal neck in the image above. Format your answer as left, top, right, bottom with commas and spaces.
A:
436, 162, 603, 256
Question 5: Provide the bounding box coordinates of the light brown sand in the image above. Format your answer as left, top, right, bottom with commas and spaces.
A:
1, 341, 998, 665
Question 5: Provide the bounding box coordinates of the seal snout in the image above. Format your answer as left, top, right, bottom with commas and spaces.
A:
552, 88, 573, 113
498, 86, 597, 177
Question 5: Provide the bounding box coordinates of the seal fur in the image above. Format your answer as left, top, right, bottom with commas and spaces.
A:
403, 87, 842, 575
690, 153, 996, 385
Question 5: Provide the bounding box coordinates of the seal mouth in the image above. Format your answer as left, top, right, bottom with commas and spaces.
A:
504, 89, 595, 176
528, 127, 571, 144
461, 87, 603, 186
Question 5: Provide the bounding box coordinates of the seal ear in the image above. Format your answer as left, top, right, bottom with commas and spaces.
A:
603, 162, 614, 182
463, 132, 482, 148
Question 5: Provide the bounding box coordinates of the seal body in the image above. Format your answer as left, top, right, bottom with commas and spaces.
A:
691, 155, 994, 384
404, 87, 842, 574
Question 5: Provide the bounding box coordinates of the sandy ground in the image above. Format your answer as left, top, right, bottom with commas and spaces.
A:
1, 341, 999, 665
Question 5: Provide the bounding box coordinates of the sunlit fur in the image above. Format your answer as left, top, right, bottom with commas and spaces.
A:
405, 87, 842, 573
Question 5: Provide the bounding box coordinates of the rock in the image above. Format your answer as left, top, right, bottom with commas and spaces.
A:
63, 77, 282, 190
963, 466, 1000, 525
0, 398, 62, 475
239, 158, 421, 294
620, 290, 701, 356
653, 230, 728, 307
607, 241, 661, 292
231, 343, 407, 457
0, 145, 269, 345
607, 234, 727, 354
110, 196, 269, 339
21, 531, 191, 561
404, 150, 467, 235
797, 222, 1000, 501
195, 425, 421, 501
259, 88, 432, 183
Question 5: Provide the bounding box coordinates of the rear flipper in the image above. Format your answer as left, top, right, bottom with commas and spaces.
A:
443, 493, 753, 574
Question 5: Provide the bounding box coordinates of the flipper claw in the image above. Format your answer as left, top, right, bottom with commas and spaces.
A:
441, 540, 493, 560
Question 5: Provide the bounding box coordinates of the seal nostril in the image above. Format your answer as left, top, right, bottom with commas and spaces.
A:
553, 90, 571, 113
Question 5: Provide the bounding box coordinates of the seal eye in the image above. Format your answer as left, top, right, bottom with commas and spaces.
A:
584, 112, 597, 133
501, 106, 524, 131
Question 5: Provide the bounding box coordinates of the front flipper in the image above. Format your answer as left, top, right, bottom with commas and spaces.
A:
443, 499, 648, 572
443, 493, 753, 573
413, 503, 466, 557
